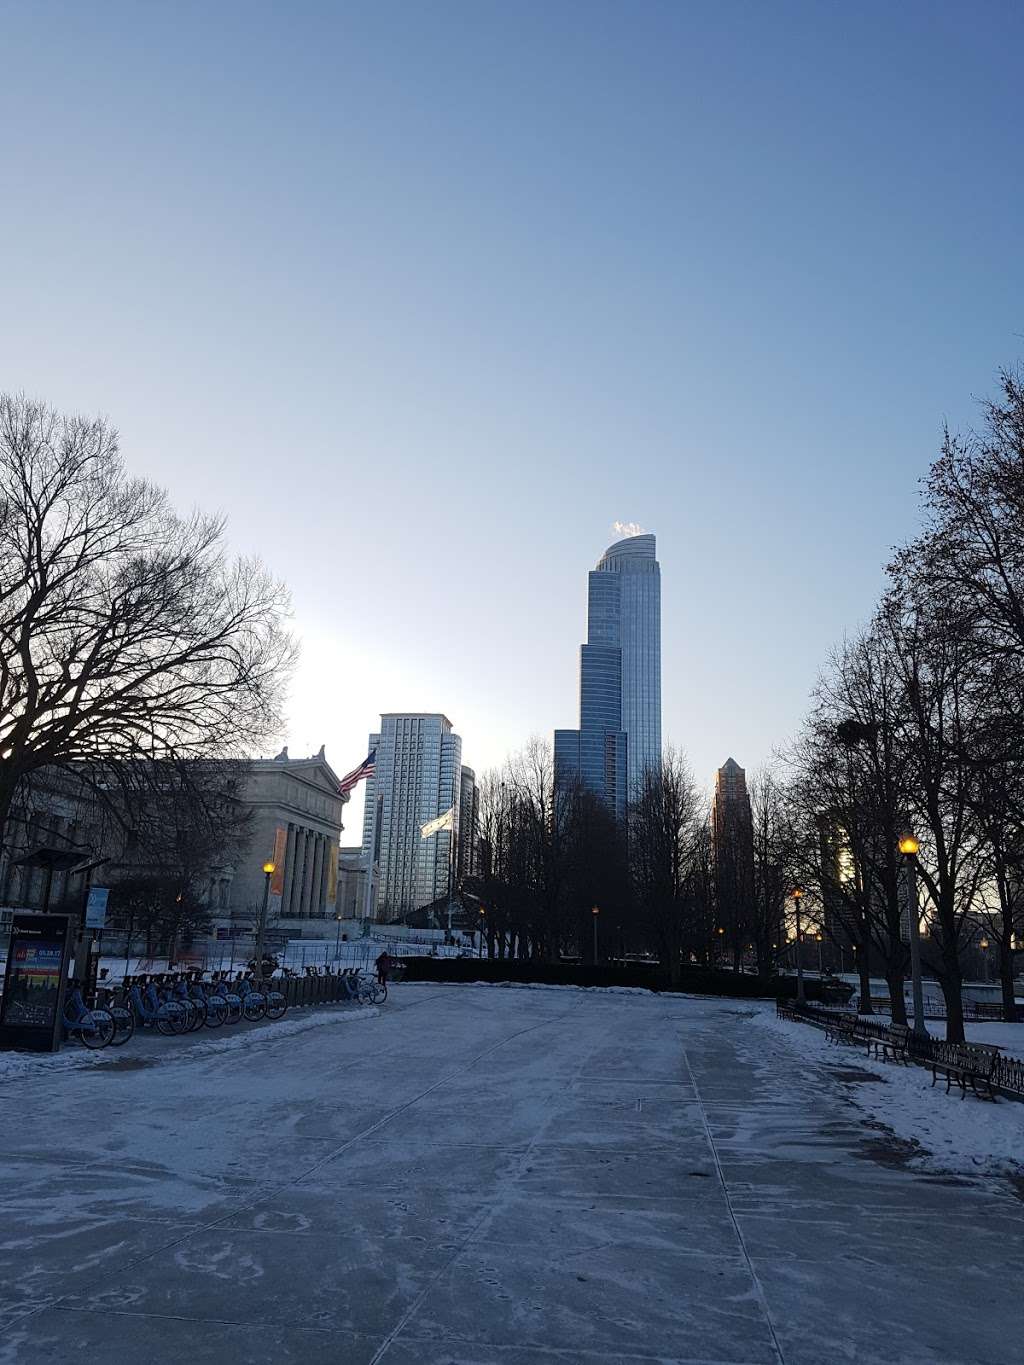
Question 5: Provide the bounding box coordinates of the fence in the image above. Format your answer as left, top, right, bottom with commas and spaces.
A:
784, 1001, 1024, 1101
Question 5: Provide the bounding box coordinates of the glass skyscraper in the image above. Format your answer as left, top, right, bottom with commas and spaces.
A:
555, 533, 662, 819
360, 713, 462, 921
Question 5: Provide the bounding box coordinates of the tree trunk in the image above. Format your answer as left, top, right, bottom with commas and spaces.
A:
856, 943, 873, 1014
885, 967, 908, 1025
937, 943, 965, 1043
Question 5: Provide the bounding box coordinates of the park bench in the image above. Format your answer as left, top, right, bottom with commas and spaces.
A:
823, 1013, 859, 1046
872, 1023, 911, 1065
968, 1002, 1004, 1021
929, 1041, 1001, 1100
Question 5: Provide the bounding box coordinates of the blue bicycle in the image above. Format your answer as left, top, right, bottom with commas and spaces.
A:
128, 981, 189, 1035
63, 988, 115, 1049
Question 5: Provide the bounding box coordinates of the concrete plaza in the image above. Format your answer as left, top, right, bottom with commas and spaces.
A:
0, 984, 1021, 1364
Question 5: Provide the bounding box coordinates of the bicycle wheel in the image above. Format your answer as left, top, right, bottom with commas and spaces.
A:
204, 995, 227, 1028
265, 992, 287, 1021
157, 1004, 187, 1036
187, 998, 207, 1032
371, 981, 387, 1004
242, 993, 267, 1022
78, 1009, 115, 1049
222, 993, 243, 1024
108, 1008, 136, 1047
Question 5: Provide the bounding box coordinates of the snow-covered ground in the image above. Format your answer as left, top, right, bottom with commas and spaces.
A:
757, 1006, 1024, 1180
0, 998, 379, 1084
1, 985, 1022, 1364
922, 1018, 1024, 1050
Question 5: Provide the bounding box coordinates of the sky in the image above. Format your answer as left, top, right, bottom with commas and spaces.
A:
2, 1, 1023, 838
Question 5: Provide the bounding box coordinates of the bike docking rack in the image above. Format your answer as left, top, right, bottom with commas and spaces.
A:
277, 965, 389, 1008
7, 962, 386, 1057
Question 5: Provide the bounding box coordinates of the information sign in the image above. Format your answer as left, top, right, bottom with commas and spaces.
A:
84, 886, 110, 929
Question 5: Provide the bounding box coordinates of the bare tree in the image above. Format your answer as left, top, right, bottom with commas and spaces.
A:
0, 395, 295, 840
629, 749, 707, 984
892, 369, 1024, 668
475, 739, 579, 962
876, 592, 989, 1041
747, 767, 794, 977
886, 370, 1024, 1023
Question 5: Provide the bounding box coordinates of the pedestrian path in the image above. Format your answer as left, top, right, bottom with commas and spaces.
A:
0, 986, 1020, 1363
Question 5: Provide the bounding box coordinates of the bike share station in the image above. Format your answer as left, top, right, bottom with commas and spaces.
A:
0, 847, 107, 1054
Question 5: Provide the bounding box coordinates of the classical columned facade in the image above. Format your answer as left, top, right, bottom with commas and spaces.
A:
228, 748, 348, 921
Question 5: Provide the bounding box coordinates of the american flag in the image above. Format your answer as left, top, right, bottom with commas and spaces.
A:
339, 749, 376, 794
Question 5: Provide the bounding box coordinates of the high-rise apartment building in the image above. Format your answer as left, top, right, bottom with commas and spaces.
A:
554, 532, 662, 819
360, 714, 462, 922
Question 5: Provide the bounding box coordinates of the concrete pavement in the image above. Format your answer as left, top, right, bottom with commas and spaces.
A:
0, 984, 1021, 1363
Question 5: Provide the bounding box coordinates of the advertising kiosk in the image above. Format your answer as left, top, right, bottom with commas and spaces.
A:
0, 912, 75, 1052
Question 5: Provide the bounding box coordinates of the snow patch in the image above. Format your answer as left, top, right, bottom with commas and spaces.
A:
754, 1006, 1024, 1182
0, 1003, 379, 1082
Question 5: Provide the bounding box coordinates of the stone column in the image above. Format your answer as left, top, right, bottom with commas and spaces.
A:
291, 829, 306, 918
282, 825, 297, 916
310, 835, 325, 918
299, 829, 314, 918
319, 838, 333, 916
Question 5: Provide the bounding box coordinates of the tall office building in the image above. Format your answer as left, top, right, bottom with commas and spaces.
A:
361, 714, 462, 922
458, 765, 479, 881
712, 757, 756, 931
554, 532, 662, 819
711, 758, 752, 849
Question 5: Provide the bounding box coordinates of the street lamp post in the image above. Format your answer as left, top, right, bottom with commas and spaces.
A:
792, 888, 806, 1004
979, 938, 990, 984
334, 912, 344, 960
478, 906, 486, 959
255, 860, 275, 976
591, 905, 599, 965
898, 835, 926, 1036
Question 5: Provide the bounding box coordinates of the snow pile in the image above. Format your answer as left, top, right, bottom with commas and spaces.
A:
169, 1002, 379, 1062
0, 1001, 379, 1083
0, 1045, 111, 1083
755, 1007, 1024, 1180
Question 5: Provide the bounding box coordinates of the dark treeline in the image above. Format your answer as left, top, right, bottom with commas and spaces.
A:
472, 368, 1024, 1042
786, 369, 1024, 1040
471, 741, 792, 981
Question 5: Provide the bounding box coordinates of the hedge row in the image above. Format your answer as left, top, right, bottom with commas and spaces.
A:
395, 955, 838, 1002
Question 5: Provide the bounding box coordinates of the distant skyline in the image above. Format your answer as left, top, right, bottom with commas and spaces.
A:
3, 1, 1022, 837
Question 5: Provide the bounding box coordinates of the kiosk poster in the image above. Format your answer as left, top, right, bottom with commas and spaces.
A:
1, 939, 62, 1027
0, 914, 73, 1051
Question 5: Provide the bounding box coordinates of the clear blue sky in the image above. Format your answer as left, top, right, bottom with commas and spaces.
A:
3, 1, 1022, 834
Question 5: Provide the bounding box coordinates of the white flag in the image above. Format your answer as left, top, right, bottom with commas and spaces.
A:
420, 806, 454, 839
